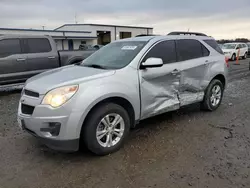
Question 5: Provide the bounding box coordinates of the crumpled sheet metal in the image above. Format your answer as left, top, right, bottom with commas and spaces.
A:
179, 92, 204, 106
140, 74, 180, 120
140, 64, 209, 119
178, 64, 210, 106
180, 64, 210, 92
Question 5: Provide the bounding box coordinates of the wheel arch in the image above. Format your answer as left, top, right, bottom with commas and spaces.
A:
79, 96, 136, 139
67, 56, 84, 65
211, 74, 226, 88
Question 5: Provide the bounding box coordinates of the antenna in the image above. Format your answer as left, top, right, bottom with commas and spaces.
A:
75, 13, 78, 24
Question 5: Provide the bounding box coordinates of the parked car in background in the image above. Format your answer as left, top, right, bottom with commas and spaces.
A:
0, 35, 95, 86
218, 43, 224, 49
222, 42, 248, 61
18, 32, 228, 156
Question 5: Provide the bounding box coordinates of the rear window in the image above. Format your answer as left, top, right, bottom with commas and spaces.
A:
176, 39, 204, 61
26, 38, 52, 53
203, 39, 223, 54
0, 39, 21, 58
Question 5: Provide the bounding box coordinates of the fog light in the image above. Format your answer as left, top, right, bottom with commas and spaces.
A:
40, 122, 61, 136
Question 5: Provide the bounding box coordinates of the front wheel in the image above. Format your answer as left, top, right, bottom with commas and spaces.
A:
201, 79, 224, 111
231, 53, 236, 61
82, 103, 130, 156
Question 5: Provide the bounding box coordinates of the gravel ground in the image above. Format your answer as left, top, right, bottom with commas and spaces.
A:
0, 59, 250, 188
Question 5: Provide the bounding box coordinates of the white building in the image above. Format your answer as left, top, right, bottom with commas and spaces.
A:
0, 24, 153, 50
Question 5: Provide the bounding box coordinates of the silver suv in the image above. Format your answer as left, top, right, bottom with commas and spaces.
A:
17, 32, 228, 155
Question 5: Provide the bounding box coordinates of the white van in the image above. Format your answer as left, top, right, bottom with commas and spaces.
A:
222, 43, 248, 61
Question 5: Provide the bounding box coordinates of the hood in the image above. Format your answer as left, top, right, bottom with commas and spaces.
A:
25, 65, 115, 94
222, 49, 234, 53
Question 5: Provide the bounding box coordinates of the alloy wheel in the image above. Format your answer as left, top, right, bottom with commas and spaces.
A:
210, 85, 222, 107
96, 113, 125, 148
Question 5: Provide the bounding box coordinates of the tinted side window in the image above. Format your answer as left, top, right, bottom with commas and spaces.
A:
201, 44, 210, 57
27, 38, 52, 53
143, 40, 177, 64
176, 39, 203, 61
203, 39, 223, 54
0, 39, 21, 58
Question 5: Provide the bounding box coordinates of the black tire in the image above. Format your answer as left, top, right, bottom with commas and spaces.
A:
243, 52, 248, 59
231, 53, 236, 61
201, 79, 224, 111
82, 103, 130, 156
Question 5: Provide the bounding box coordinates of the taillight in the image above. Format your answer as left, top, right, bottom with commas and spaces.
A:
225, 57, 229, 67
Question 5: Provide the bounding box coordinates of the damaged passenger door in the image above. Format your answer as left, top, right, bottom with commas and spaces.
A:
176, 39, 210, 106
139, 40, 181, 120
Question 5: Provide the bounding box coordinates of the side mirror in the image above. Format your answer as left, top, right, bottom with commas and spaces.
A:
140, 58, 163, 69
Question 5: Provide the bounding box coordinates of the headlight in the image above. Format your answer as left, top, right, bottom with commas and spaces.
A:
42, 85, 78, 108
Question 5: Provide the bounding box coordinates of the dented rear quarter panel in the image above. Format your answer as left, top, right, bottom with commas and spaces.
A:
178, 41, 228, 106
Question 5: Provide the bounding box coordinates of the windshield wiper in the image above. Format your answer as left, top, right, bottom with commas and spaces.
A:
83, 64, 106, 69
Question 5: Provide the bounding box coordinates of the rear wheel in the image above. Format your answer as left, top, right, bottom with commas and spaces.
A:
82, 103, 130, 156
201, 79, 224, 111
243, 52, 248, 59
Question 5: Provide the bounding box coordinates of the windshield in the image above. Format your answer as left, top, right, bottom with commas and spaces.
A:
222, 44, 236, 49
81, 41, 147, 69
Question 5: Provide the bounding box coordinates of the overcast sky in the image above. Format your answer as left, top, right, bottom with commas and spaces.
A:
1, 0, 250, 39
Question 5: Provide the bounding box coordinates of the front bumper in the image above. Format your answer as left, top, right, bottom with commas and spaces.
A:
18, 115, 79, 152
17, 91, 82, 152
22, 122, 78, 152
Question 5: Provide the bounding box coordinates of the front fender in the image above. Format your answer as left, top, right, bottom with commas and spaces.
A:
72, 82, 140, 138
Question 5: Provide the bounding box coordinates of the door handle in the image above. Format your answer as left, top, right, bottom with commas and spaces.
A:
171, 69, 180, 75
48, 56, 55, 59
16, 58, 26, 62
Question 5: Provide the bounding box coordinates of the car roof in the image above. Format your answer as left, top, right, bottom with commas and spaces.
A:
0, 34, 50, 40
115, 35, 213, 43
224, 42, 246, 44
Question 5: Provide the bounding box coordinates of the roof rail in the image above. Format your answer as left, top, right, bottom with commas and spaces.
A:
167, 31, 207, 36
135, 34, 160, 37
